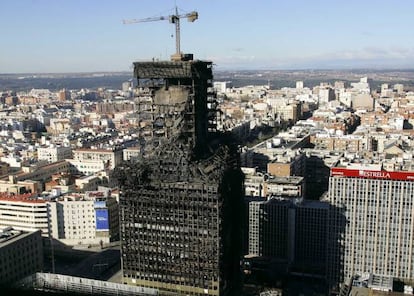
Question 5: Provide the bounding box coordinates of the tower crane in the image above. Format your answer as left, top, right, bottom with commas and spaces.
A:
123, 7, 198, 61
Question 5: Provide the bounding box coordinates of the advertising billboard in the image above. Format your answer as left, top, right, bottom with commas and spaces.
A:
95, 209, 109, 231
331, 167, 414, 181
94, 200, 106, 209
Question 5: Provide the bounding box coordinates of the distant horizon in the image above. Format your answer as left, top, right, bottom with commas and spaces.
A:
1, 0, 413, 73
2, 66, 414, 76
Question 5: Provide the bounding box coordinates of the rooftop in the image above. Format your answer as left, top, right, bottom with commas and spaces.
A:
0, 193, 45, 204
133, 59, 212, 79
0, 227, 39, 247
267, 176, 304, 185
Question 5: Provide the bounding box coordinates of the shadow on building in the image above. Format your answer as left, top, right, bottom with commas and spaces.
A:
242, 198, 347, 295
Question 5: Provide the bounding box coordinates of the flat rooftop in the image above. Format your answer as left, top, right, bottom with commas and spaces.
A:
0, 227, 38, 247
267, 176, 304, 185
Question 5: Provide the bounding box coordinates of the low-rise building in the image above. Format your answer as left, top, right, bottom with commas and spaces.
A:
75, 175, 101, 192
264, 176, 304, 198
242, 167, 265, 197
123, 146, 141, 161
345, 273, 412, 296
0, 179, 39, 195
37, 145, 72, 162
67, 159, 106, 175
73, 148, 122, 170
267, 153, 305, 177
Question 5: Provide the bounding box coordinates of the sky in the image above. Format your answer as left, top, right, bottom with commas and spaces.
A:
1, 0, 414, 73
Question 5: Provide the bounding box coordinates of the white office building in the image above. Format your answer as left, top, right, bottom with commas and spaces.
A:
0, 191, 119, 245
73, 148, 122, 170
48, 192, 119, 245
0, 194, 50, 236
328, 165, 414, 286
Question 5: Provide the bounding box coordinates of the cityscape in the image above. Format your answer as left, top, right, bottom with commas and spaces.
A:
2, 1, 414, 296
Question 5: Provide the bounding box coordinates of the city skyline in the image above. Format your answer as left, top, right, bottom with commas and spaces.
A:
2, 54, 414, 294
1, 0, 414, 73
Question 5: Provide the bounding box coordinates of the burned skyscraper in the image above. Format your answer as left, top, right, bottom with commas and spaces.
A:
115, 57, 244, 296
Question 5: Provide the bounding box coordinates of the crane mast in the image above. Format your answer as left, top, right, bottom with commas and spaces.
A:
123, 7, 198, 61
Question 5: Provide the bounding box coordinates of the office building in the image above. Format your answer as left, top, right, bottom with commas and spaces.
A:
318, 87, 335, 106
0, 191, 118, 245
0, 228, 43, 285
48, 192, 119, 245
248, 198, 329, 277
116, 57, 244, 296
328, 164, 414, 287
0, 193, 49, 236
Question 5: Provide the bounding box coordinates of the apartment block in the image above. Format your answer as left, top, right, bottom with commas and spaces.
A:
67, 159, 105, 175
37, 145, 72, 162
13, 161, 70, 186
273, 102, 301, 123
73, 148, 123, 170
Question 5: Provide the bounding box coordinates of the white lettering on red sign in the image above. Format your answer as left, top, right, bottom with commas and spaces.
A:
359, 170, 391, 179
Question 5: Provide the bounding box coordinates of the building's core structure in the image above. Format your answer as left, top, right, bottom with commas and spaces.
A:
115, 57, 244, 296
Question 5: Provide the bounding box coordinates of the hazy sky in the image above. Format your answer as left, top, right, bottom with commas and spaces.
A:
1, 0, 414, 73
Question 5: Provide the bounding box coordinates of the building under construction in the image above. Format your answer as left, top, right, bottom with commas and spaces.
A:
115, 57, 244, 296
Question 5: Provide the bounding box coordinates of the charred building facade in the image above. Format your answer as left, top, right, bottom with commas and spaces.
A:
115, 58, 244, 296
133, 59, 217, 156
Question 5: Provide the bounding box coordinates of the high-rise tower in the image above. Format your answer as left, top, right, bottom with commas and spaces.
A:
328, 165, 414, 288
115, 57, 244, 296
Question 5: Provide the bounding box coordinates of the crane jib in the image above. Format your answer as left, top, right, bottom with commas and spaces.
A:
122, 7, 199, 58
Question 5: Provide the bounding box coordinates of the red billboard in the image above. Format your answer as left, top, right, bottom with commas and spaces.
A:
331, 167, 414, 181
